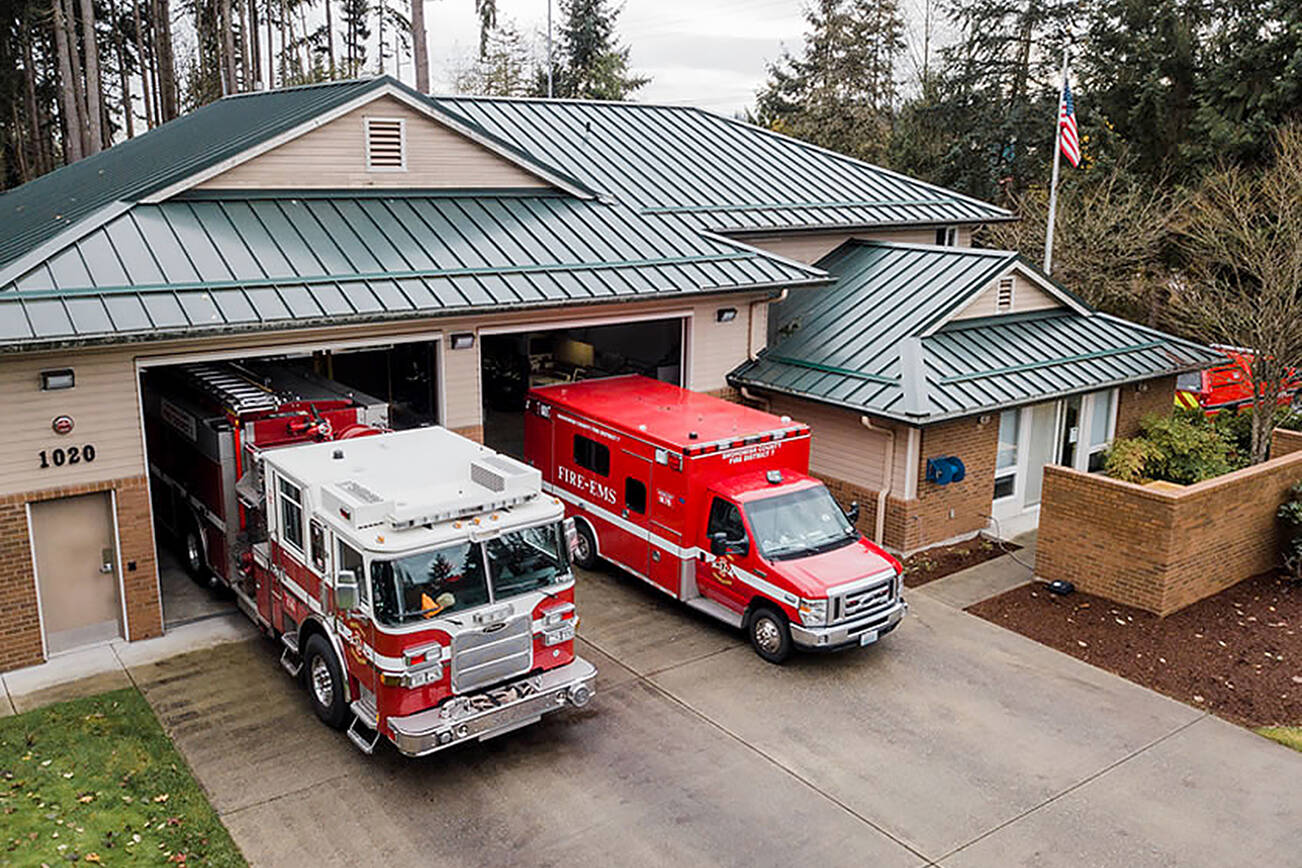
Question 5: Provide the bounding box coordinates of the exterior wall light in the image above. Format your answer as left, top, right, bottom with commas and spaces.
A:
40, 369, 75, 390
450, 333, 476, 350
716, 308, 738, 323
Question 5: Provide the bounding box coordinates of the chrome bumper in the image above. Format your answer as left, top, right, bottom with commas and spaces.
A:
386, 657, 597, 757
790, 598, 908, 650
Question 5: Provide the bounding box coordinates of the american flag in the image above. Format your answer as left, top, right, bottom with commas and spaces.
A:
1059, 80, 1081, 167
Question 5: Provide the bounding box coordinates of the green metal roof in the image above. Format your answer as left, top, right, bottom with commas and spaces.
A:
729, 241, 1222, 423
435, 96, 1013, 232
0, 191, 826, 350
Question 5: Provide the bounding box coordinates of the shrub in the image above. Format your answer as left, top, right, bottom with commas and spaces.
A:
1279, 482, 1302, 581
1103, 412, 1234, 484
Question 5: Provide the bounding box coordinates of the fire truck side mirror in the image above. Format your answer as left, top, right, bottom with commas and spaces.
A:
563, 518, 579, 557
335, 569, 360, 611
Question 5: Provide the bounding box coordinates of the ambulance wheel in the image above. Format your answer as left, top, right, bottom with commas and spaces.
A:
304, 635, 349, 730
572, 521, 598, 570
747, 605, 792, 664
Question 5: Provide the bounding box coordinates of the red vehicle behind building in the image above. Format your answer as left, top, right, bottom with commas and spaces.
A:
143, 362, 595, 756
1176, 346, 1302, 416
524, 375, 907, 663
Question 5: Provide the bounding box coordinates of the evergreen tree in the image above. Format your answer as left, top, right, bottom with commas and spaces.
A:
755, 0, 904, 164
536, 0, 648, 100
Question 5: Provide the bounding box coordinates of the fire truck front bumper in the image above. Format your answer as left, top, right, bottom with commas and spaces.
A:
386, 657, 597, 757
789, 598, 908, 652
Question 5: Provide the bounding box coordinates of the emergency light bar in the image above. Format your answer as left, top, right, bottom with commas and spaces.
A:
681, 426, 809, 456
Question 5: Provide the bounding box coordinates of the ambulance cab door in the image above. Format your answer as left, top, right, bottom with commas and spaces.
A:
647, 450, 686, 596
333, 537, 376, 695
694, 494, 754, 614
608, 450, 652, 581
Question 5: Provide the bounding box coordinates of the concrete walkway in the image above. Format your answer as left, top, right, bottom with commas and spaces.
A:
0, 612, 257, 716
916, 530, 1037, 610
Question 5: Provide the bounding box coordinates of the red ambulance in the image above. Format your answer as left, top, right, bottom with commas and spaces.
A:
524, 376, 907, 663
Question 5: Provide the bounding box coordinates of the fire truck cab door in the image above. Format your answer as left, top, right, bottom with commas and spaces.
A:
695, 494, 755, 614
606, 452, 652, 581
334, 538, 376, 694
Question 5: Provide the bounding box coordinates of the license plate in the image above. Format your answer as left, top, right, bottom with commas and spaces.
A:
859, 630, 878, 646
544, 624, 575, 646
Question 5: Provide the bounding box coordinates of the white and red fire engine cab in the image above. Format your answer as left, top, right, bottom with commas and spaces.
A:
144, 363, 595, 756
524, 375, 907, 663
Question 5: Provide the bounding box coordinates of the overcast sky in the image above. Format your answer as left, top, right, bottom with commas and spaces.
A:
416, 0, 941, 117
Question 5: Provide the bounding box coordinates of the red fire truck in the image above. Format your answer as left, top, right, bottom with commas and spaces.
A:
143, 362, 595, 756
1175, 345, 1302, 417
524, 375, 907, 663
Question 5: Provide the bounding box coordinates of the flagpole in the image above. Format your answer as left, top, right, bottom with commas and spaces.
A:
1043, 46, 1069, 275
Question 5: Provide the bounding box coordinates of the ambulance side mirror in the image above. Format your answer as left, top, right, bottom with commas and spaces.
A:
335, 569, 359, 611
710, 531, 728, 556
845, 501, 861, 526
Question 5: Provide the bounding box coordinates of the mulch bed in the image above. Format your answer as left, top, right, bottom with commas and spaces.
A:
968, 572, 1301, 727
901, 536, 1018, 589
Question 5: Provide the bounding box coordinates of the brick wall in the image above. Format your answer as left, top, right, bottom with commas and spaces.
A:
1115, 375, 1177, 439
901, 415, 999, 551
1037, 428, 1302, 616
0, 475, 159, 673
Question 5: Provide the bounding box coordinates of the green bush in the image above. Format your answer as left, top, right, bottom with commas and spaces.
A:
1279, 482, 1302, 581
1103, 412, 1234, 484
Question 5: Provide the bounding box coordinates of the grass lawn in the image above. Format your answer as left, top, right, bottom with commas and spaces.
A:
1, 687, 244, 866
1256, 726, 1302, 752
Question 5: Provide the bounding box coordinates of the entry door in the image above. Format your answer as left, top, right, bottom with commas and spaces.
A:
30, 492, 123, 654
1022, 402, 1061, 507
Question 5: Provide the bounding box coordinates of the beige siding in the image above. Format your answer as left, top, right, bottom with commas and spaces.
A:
764, 395, 909, 493
197, 96, 550, 190
0, 349, 146, 497
745, 227, 963, 266
952, 271, 1062, 321
441, 339, 482, 429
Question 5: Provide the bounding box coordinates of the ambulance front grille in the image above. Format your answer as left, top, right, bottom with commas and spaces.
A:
831, 574, 896, 625
450, 613, 533, 694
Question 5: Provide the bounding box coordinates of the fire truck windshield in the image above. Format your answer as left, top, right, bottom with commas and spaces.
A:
745, 486, 857, 561
372, 541, 491, 625
485, 523, 570, 597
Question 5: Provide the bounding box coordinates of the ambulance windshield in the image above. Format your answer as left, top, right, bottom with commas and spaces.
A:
372, 541, 491, 625
745, 486, 857, 561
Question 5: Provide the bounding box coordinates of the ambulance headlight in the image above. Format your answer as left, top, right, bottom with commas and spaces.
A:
797, 598, 828, 627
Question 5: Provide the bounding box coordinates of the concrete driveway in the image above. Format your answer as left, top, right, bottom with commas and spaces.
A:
127, 566, 1302, 867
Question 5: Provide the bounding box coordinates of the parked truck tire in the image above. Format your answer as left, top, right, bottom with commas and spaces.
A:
572, 519, 599, 570
180, 522, 215, 589
746, 605, 792, 664
304, 634, 349, 730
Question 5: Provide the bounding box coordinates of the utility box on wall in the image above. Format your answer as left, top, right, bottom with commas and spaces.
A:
926, 456, 966, 486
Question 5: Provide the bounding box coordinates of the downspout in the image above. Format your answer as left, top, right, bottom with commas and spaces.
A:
748, 288, 789, 361
739, 386, 770, 410
861, 415, 895, 546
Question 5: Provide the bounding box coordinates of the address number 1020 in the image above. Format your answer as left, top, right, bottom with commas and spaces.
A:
39, 445, 96, 468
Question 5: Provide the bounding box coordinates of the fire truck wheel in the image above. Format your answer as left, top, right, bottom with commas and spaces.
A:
303, 634, 349, 729
572, 521, 598, 570
746, 605, 792, 664
181, 526, 212, 587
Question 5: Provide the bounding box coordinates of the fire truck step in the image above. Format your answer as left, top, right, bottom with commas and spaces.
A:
346, 716, 382, 755
278, 646, 303, 678
684, 597, 745, 629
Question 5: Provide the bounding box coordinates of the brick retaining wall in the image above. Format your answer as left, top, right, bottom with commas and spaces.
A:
1037, 428, 1302, 616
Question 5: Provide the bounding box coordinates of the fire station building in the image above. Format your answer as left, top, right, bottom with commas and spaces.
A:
0, 76, 1212, 671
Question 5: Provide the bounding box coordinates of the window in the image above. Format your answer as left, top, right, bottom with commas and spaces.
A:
338, 540, 367, 605
624, 477, 647, 514
485, 523, 569, 598
935, 226, 958, 246
993, 409, 1019, 500
309, 520, 327, 573
372, 541, 489, 625
745, 486, 856, 560
365, 117, 406, 171
996, 277, 1015, 313
278, 478, 304, 552
573, 434, 610, 476
1085, 390, 1116, 472
706, 497, 746, 542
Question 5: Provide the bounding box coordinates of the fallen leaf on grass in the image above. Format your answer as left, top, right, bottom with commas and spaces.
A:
151, 794, 169, 803
84, 854, 101, 863
77, 795, 94, 804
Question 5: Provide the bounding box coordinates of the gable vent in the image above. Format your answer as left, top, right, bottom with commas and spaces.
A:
365, 117, 406, 171
996, 277, 1015, 313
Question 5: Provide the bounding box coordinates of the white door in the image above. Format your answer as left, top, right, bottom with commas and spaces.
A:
1022, 402, 1061, 507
